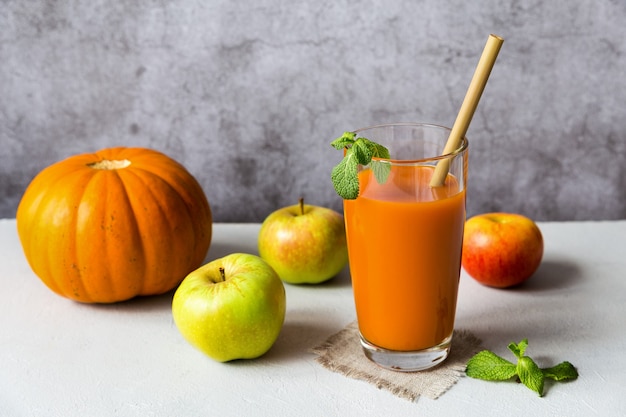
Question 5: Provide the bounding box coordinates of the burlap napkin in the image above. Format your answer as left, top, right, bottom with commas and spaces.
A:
311, 321, 483, 401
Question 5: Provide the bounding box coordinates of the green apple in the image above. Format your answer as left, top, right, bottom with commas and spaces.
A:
258, 199, 348, 284
172, 253, 286, 362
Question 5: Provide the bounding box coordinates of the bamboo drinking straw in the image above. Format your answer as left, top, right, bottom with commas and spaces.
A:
429, 34, 504, 187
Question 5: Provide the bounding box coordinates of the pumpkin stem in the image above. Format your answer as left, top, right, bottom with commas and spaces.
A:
88, 159, 131, 170
218, 267, 226, 282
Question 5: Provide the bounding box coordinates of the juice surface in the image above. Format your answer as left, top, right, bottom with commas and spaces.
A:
344, 165, 466, 351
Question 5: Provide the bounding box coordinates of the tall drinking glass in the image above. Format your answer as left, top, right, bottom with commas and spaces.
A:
343, 123, 468, 371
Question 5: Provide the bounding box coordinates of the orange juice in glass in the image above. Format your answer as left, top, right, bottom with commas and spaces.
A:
343, 123, 468, 371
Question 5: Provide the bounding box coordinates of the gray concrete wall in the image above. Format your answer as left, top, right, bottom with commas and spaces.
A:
2, 0, 625, 221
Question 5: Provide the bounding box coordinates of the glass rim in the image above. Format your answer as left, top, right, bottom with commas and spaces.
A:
352, 122, 469, 164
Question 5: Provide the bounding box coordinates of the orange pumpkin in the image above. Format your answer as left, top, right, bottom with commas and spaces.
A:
16, 147, 212, 303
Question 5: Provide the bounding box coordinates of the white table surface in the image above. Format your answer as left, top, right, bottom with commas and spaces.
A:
1, 218, 625, 416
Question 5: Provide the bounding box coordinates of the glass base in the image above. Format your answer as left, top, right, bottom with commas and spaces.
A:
359, 333, 452, 372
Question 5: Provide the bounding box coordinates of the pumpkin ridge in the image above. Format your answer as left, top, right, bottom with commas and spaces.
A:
128, 160, 210, 267
20, 163, 93, 299
66, 171, 96, 302
99, 169, 144, 301
73, 169, 139, 302
116, 166, 184, 295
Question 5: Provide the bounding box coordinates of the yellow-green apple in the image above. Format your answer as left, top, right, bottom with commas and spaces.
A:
172, 253, 286, 362
258, 199, 348, 284
462, 212, 544, 288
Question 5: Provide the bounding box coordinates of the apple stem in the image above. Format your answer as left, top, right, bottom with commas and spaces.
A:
219, 267, 226, 282
299, 197, 304, 215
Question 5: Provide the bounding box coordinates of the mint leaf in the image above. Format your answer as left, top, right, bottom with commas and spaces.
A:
542, 361, 579, 381
466, 350, 517, 381
370, 141, 390, 159
508, 339, 528, 359
517, 356, 545, 396
331, 150, 360, 200
371, 160, 391, 185
331, 132, 357, 150
352, 139, 373, 165
330, 132, 390, 200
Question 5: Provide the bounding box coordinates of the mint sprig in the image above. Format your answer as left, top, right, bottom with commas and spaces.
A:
466, 339, 578, 397
330, 132, 390, 199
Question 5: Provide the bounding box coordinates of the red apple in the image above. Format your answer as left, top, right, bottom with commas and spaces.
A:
258, 199, 348, 284
462, 212, 543, 288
